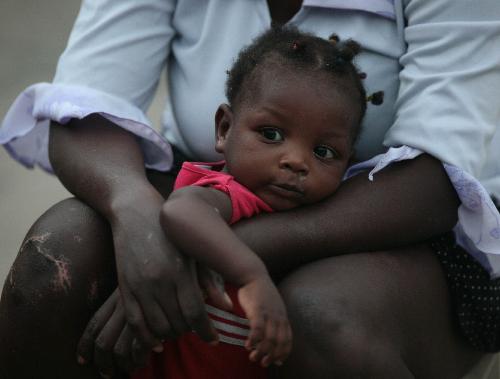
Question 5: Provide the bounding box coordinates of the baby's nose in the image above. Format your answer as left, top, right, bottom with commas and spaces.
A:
279, 155, 309, 175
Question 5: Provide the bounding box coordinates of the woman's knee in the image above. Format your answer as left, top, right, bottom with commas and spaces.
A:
276, 247, 483, 379
276, 255, 415, 378
278, 290, 402, 377
0, 197, 114, 377
2, 197, 116, 312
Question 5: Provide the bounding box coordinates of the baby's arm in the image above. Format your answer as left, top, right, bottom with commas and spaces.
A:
161, 186, 292, 366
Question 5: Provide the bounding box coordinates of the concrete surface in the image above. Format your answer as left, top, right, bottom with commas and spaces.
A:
0, 2, 498, 378
0, 0, 78, 288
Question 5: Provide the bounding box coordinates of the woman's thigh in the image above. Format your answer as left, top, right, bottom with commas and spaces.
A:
276, 244, 483, 379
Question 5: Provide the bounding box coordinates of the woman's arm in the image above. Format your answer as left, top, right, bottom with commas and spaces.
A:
234, 154, 460, 276
49, 115, 219, 346
49, 114, 156, 218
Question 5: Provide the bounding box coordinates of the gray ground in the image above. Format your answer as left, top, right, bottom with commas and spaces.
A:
0, 0, 78, 289
0, 1, 497, 377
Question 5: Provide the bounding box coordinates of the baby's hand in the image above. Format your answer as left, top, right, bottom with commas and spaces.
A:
238, 276, 292, 367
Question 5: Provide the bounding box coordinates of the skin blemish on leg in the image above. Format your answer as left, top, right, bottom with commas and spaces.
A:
20, 232, 72, 293
21, 232, 52, 248
50, 257, 72, 293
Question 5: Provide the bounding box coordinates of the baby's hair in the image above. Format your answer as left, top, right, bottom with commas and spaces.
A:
225, 26, 383, 143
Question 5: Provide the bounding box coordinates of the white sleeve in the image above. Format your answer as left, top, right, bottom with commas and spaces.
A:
0, 0, 177, 173
54, 0, 176, 110
385, 0, 500, 177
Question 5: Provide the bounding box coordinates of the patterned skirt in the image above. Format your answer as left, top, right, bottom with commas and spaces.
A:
430, 232, 500, 352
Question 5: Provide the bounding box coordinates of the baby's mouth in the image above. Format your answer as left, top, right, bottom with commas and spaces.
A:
269, 183, 305, 199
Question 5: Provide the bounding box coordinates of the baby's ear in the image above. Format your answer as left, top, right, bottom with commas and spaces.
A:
214, 104, 233, 153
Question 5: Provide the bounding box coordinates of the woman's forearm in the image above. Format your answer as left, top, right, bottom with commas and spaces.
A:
234, 154, 460, 276
49, 114, 158, 220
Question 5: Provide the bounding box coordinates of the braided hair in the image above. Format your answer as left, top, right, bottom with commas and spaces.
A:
225, 26, 383, 143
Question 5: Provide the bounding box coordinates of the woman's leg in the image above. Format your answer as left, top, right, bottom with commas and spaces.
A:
276, 244, 483, 379
0, 170, 175, 379
0, 198, 116, 379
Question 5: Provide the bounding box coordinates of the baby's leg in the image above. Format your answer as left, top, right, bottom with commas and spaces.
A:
0, 197, 117, 379
276, 244, 483, 379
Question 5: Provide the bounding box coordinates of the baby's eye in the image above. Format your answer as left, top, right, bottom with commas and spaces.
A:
314, 145, 338, 160
260, 128, 284, 142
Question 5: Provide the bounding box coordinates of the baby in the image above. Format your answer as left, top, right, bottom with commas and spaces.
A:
134, 26, 382, 378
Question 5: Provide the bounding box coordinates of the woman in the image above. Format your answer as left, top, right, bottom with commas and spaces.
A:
1, 1, 499, 378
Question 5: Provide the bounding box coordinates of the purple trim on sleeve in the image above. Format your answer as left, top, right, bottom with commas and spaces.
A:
0, 83, 173, 174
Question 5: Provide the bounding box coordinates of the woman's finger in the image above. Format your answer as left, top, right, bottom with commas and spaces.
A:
139, 300, 172, 342
93, 303, 126, 377
77, 289, 119, 365
120, 287, 159, 349
132, 337, 155, 369
175, 262, 217, 342
154, 286, 191, 338
113, 325, 135, 374
154, 258, 197, 338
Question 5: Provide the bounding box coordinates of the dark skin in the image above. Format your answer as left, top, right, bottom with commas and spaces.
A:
0, 115, 480, 378
0, 1, 483, 378
163, 186, 292, 367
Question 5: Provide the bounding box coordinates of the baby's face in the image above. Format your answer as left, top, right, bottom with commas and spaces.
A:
216, 68, 358, 211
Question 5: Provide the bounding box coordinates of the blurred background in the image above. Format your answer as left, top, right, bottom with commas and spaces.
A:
0, 2, 498, 377
0, 0, 166, 285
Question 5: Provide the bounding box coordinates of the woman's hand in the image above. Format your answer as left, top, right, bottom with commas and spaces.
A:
76, 260, 233, 376
76, 289, 149, 377
238, 276, 292, 367
109, 188, 218, 348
